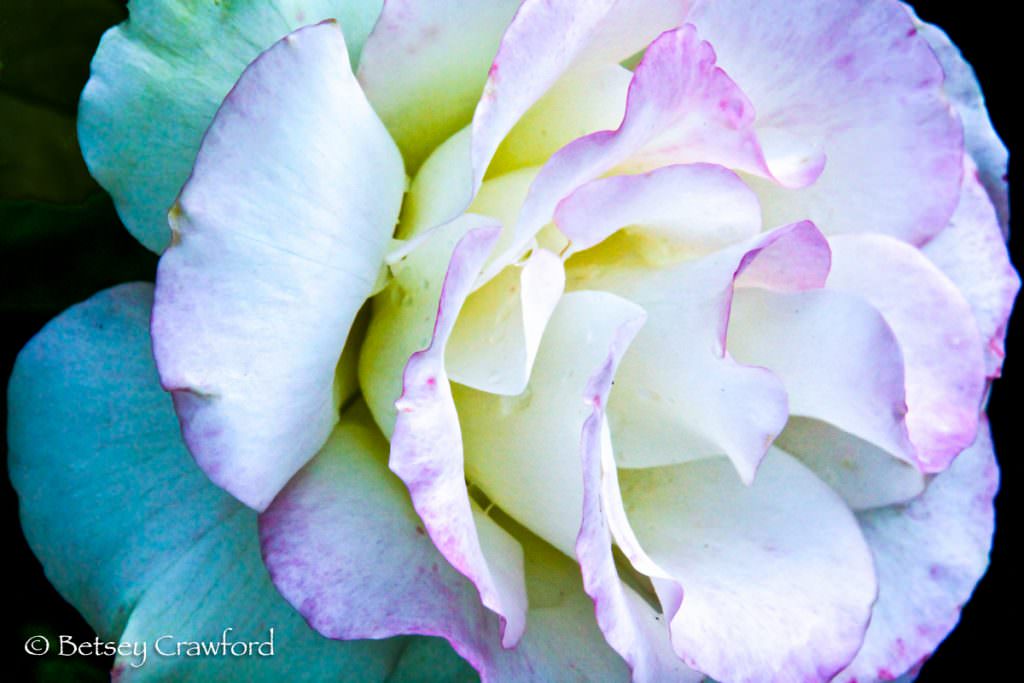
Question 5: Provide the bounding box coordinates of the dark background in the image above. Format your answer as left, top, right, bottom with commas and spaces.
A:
1, 1, 1017, 680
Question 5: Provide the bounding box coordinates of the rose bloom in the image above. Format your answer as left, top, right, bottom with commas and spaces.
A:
7, 1, 1017, 681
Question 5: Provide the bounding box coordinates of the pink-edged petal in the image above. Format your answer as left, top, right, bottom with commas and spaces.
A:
357, 0, 521, 170
448, 247, 565, 395
361, 213, 492, 437
907, 5, 1009, 234
776, 418, 925, 511
365, 169, 565, 425
576, 332, 703, 683
728, 288, 916, 466
471, 0, 692, 190
260, 405, 510, 660
510, 540, 634, 682
488, 24, 807, 281
555, 163, 761, 257
574, 323, 876, 682
150, 22, 404, 511
618, 450, 877, 683
826, 235, 987, 472
455, 281, 692, 681
690, 0, 963, 244
390, 226, 528, 648
261, 406, 634, 681
834, 418, 999, 683
922, 161, 1020, 378
581, 222, 830, 482
397, 0, 690, 232
453, 288, 697, 680
489, 63, 634, 178
456, 290, 648, 557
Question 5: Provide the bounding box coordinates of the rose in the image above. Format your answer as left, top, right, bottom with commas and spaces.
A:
7, 1, 1015, 682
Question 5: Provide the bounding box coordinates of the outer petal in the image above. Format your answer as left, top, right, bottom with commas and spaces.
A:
826, 234, 987, 472
385, 639, 478, 683
7, 284, 399, 681
78, 0, 382, 252
260, 407, 511, 665
728, 287, 916, 467
579, 222, 830, 482
555, 163, 762, 258
151, 23, 405, 511
835, 419, 998, 683
390, 227, 528, 648
922, 161, 1020, 378
356, 0, 521, 171
907, 5, 1010, 233
618, 450, 877, 683
261, 414, 632, 681
690, 0, 963, 244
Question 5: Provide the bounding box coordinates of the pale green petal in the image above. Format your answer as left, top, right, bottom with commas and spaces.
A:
79, 0, 382, 252
8, 283, 400, 681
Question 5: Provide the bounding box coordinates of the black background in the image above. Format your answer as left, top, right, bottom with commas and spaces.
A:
1, 1, 1017, 680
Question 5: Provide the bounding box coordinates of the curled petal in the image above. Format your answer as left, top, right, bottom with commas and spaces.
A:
390, 226, 528, 648
362, 213, 489, 437
555, 163, 761, 257
448, 248, 565, 395
690, 0, 964, 244
151, 22, 404, 511
617, 451, 877, 683
728, 287, 916, 467
261, 407, 634, 681
472, 0, 693, 191
456, 291, 648, 556
575, 319, 702, 683
453, 289, 699, 682
574, 307, 877, 683
586, 222, 830, 482
365, 173, 567, 427
827, 234, 987, 472
489, 24, 790, 280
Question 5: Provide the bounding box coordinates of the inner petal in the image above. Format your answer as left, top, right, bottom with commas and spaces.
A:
575, 223, 830, 482
619, 450, 877, 683
455, 290, 647, 556
775, 417, 926, 511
